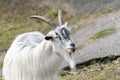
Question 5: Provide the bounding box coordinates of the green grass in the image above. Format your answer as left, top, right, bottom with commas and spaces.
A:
0, 3, 54, 51
0, 19, 52, 51
0, 1, 117, 52
98, 9, 113, 16
92, 27, 116, 40
0, 77, 2, 80
46, 9, 59, 18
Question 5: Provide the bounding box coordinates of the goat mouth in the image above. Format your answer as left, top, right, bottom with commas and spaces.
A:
71, 48, 75, 52
66, 48, 75, 53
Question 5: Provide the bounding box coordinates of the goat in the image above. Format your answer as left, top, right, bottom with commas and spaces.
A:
2, 10, 76, 80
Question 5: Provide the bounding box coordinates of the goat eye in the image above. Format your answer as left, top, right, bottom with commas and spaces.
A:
55, 32, 62, 40
55, 32, 59, 36
55, 36, 59, 39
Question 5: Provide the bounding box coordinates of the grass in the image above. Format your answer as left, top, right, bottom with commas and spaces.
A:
0, 8, 70, 51
0, 20, 52, 51
60, 64, 120, 80
100, 9, 113, 15
60, 56, 120, 80
0, 1, 120, 80
96, 9, 113, 17
0, 3, 79, 51
0, 56, 119, 80
0, 3, 54, 51
46, 9, 59, 18
91, 27, 116, 40
0, 2, 117, 52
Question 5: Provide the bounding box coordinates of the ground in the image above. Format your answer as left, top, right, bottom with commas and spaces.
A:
60, 57, 120, 80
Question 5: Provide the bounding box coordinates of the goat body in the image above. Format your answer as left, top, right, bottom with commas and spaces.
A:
3, 31, 64, 80
3, 10, 76, 80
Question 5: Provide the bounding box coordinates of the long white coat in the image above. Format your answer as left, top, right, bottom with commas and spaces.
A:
3, 31, 64, 80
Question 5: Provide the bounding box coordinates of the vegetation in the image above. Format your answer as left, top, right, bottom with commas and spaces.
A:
0, 4, 83, 51
60, 56, 120, 80
46, 9, 59, 18
0, 4, 54, 51
98, 9, 113, 16
0, 77, 2, 80
0, 19, 52, 51
0, 2, 116, 51
0, 1, 120, 80
92, 27, 116, 40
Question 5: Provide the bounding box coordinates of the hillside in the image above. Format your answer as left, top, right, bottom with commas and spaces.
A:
60, 57, 120, 80
60, 10, 120, 79
0, 0, 120, 80
1, 0, 120, 14
0, 0, 120, 51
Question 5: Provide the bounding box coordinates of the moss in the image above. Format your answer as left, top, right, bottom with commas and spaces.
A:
46, 9, 59, 18
92, 27, 116, 40
100, 9, 113, 15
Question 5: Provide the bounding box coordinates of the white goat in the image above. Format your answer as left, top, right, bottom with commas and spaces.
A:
2, 10, 76, 80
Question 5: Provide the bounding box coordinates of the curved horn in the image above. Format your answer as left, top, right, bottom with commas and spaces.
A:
58, 10, 64, 25
30, 15, 57, 28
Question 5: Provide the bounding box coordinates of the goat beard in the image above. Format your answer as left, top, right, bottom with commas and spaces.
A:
63, 52, 76, 71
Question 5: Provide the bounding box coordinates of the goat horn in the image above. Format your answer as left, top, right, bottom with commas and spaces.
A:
58, 10, 64, 26
30, 15, 57, 28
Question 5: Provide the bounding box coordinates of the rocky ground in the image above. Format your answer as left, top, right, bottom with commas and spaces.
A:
60, 10, 120, 68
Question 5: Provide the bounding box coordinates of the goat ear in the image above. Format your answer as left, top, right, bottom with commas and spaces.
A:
63, 22, 68, 28
64, 22, 70, 30
45, 36, 53, 40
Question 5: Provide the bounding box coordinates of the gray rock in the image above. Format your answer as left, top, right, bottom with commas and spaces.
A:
62, 11, 120, 68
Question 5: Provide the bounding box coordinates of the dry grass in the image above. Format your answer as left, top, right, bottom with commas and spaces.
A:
59, 57, 120, 80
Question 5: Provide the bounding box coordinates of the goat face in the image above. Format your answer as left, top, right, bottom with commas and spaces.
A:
45, 22, 76, 69
45, 22, 75, 53
55, 22, 75, 53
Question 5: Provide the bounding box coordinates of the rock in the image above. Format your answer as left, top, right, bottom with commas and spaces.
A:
61, 11, 120, 68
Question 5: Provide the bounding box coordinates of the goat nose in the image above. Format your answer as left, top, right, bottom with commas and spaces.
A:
70, 43, 75, 47
70, 43, 75, 52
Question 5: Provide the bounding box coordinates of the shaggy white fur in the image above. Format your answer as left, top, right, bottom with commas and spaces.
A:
3, 23, 75, 80
3, 31, 63, 80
